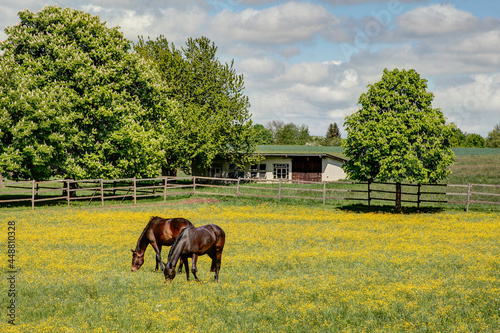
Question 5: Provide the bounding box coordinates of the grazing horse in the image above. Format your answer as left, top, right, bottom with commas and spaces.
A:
164, 224, 225, 283
131, 217, 193, 272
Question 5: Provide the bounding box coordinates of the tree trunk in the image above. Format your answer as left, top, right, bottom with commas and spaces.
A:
395, 182, 402, 213
162, 166, 177, 177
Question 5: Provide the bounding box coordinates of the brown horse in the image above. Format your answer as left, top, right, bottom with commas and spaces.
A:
164, 224, 225, 283
131, 217, 193, 272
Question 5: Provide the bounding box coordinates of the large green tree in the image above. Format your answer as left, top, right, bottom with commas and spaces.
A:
266, 120, 311, 145
275, 123, 310, 145
449, 123, 485, 147
134, 35, 256, 174
464, 133, 485, 148
0, 6, 178, 180
343, 68, 454, 212
449, 123, 467, 147
486, 123, 500, 148
252, 124, 274, 145
323, 123, 342, 146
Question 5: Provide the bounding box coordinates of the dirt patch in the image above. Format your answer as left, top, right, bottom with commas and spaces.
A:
169, 198, 219, 205
78, 197, 220, 210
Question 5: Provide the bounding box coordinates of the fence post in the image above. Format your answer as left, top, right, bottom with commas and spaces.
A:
236, 178, 240, 197
193, 176, 196, 196
67, 180, 71, 207
100, 179, 104, 206
133, 177, 137, 204
32, 180, 35, 210
367, 180, 371, 207
466, 183, 471, 212
321, 182, 326, 205
278, 179, 282, 201
417, 184, 421, 210
164, 177, 168, 202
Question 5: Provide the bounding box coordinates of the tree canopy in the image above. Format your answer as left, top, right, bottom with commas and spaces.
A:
323, 123, 342, 146
486, 123, 500, 148
265, 120, 311, 145
134, 35, 256, 174
343, 68, 454, 212
0, 6, 178, 180
0, 7, 256, 180
449, 123, 485, 148
252, 124, 274, 145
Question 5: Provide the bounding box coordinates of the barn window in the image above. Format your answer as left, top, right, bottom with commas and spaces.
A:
250, 164, 266, 178
228, 163, 244, 178
273, 164, 289, 179
209, 163, 222, 177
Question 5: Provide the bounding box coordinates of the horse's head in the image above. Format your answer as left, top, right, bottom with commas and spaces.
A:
131, 249, 144, 272
164, 262, 176, 281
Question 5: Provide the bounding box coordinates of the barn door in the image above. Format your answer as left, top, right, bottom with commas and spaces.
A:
292, 157, 322, 182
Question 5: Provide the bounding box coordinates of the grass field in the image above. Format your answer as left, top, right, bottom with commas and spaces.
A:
448, 153, 500, 185
1, 201, 499, 332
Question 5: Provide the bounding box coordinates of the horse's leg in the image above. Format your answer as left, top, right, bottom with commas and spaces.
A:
157, 245, 163, 271
178, 257, 184, 273
150, 242, 162, 271
182, 255, 190, 281
214, 248, 223, 283
207, 251, 218, 282
191, 254, 199, 281
208, 251, 217, 273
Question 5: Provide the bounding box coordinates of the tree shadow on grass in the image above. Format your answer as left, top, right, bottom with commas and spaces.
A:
338, 203, 445, 214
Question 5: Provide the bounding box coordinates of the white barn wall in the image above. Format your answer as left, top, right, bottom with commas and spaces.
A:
260, 157, 291, 180
322, 157, 347, 182
206, 155, 346, 182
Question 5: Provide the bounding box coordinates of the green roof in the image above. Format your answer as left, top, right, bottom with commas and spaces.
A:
255, 145, 347, 160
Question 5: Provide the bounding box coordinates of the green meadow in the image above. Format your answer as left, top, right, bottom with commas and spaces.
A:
1, 202, 499, 332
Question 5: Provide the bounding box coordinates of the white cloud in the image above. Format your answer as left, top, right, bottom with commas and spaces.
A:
239, 56, 284, 75
277, 62, 332, 85
279, 45, 301, 58
434, 73, 500, 134
449, 30, 500, 55
1, 0, 499, 137
211, 1, 337, 44
398, 4, 480, 37
246, 59, 362, 137
81, 4, 208, 43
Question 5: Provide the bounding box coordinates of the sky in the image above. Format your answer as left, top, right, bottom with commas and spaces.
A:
1, 0, 499, 138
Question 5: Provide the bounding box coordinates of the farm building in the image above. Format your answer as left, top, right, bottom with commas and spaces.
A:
198, 145, 347, 182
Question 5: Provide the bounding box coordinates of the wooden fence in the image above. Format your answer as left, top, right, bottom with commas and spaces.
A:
0, 176, 499, 211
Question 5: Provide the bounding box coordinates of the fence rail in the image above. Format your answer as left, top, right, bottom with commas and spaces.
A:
0, 176, 499, 211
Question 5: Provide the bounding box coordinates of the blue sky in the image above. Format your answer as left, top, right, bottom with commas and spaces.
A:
1, 0, 499, 137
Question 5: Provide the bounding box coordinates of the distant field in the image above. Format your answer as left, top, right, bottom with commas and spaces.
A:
451, 148, 500, 156
1, 202, 499, 332
448, 149, 500, 184
304, 147, 500, 185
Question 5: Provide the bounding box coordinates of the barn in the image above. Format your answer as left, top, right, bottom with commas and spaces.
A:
200, 145, 347, 182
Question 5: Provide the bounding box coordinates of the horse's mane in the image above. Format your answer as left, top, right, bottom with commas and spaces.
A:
148, 216, 164, 225
167, 225, 193, 263
134, 216, 162, 251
